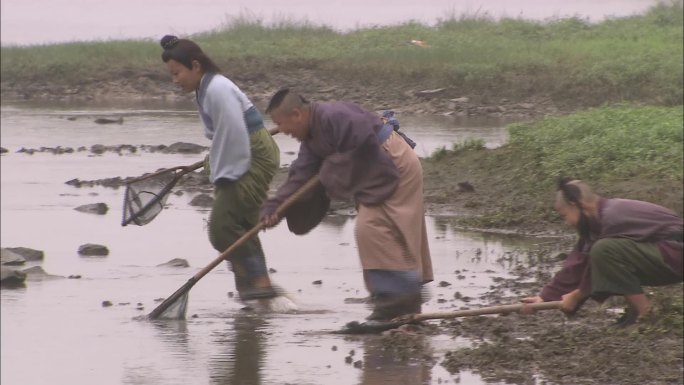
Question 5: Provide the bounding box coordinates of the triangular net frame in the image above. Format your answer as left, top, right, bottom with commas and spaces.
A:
121, 161, 203, 227
145, 175, 323, 321
122, 168, 178, 226
155, 292, 189, 320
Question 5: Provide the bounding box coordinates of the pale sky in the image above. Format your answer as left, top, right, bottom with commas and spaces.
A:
1, 0, 659, 46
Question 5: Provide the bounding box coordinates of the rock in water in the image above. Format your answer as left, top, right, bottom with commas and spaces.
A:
74, 203, 109, 215
78, 244, 109, 257
94, 117, 123, 124
0, 267, 27, 287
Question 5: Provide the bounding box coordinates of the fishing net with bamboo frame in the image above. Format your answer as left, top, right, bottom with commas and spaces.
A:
121, 160, 204, 227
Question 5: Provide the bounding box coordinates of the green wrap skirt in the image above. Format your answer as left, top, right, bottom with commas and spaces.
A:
207, 128, 279, 289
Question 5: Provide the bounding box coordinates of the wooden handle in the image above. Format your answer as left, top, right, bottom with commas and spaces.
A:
192, 175, 321, 279
127, 160, 204, 183
197, 175, 320, 277
148, 175, 321, 319
132, 127, 279, 185
412, 301, 562, 322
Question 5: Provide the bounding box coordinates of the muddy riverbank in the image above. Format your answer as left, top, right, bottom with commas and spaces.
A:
2, 71, 682, 385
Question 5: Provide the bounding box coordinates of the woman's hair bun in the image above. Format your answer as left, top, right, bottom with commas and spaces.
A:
160, 35, 180, 50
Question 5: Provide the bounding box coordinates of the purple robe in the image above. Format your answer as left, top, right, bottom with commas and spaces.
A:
540, 198, 683, 301
261, 101, 433, 284
261, 101, 399, 216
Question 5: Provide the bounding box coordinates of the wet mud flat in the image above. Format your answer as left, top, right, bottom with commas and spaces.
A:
2, 107, 681, 385
379, 244, 684, 385
10, 154, 682, 385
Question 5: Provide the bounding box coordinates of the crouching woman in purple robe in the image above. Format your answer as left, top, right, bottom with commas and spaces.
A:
260, 88, 433, 322
522, 177, 682, 326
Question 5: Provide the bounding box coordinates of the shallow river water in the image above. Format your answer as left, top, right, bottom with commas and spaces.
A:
1, 103, 556, 385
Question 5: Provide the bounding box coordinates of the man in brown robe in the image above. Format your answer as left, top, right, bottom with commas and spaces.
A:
522, 178, 682, 326
260, 89, 433, 322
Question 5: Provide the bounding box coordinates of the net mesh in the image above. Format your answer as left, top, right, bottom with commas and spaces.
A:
155, 292, 189, 320
122, 169, 177, 226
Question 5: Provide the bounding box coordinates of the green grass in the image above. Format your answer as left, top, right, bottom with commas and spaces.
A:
1, 1, 682, 105
508, 105, 684, 182
428, 104, 683, 230
431, 138, 485, 161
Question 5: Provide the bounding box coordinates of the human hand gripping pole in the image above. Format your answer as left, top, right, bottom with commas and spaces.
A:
146, 175, 321, 320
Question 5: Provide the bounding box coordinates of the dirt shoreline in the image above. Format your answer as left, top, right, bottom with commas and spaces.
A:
1, 68, 574, 118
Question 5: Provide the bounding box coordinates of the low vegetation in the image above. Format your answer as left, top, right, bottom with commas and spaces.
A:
1, 1, 682, 107
422, 105, 683, 231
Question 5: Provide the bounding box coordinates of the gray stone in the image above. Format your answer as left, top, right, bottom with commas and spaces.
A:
181, 172, 210, 187
6, 247, 44, 261
1, 248, 26, 265
74, 203, 109, 215
189, 193, 214, 207
90, 144, 106, 154
22, 266, 64, 280
162, 142, 207, 154
157, 258, 190, 268
94, 117, 123, 124
78, 243, 109, 257
22, 266, 47, 275
0, 267, 26, 286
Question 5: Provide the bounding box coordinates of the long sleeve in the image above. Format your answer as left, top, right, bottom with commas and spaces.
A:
261, 101, 400, 217
313, 102, 399, 204
540, 248, 593, 301
197, 74, 252, 183
260, 142, 322, 218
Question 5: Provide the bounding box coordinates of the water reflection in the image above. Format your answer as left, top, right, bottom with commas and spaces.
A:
151, 320, 191, 353
209, 313, 268, 385
360, 335, 433, 385
121, 321, 193, 385
318, 213, 354, 229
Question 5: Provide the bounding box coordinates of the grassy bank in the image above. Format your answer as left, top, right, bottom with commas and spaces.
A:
1, 1, 682, 107
422, 104, 683, 231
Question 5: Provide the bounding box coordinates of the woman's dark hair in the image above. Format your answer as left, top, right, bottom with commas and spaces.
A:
557, 176, 595, 250
557, 176, 582, 205
160, 35, 221, 73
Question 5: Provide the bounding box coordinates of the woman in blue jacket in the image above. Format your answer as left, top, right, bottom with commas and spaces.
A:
160, 35, 281, 305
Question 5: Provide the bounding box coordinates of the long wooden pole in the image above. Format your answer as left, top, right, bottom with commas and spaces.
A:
335, 301, 562, 334
147, 175, 321, 320
410, 301, 562, 322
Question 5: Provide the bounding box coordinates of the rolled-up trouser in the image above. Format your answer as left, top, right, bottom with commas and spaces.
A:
208, 128, 279, 292
363, 270, 423, 320
363, 270, 421, 295
590, 238, 681, 297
